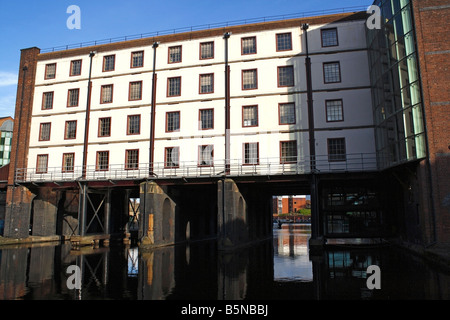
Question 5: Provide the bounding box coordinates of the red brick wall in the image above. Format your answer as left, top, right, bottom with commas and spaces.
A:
412, 0, 450, 243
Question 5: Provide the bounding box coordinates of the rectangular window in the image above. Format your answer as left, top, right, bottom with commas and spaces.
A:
199, 109, 214, 130
167, 77, 181, 97
165, 147, 179, 168
168, 46, 182, 63
276, 33, 292, 51
199, 73, 214, 94
70, 60, 82, 76
67, 89, 79, 107
242, 69, 257, 90
45, 63, 56, 79
99, 117, 111, 137
242, 37, 257, 55
103, 55, 115, 72
323, 62, 341, 83
199, 145, 214, 167
200, 42, 214, 60
166, 111, 180, 132
125, 149, 139, 170
279, 103, 296, 124
96, 151, 109, 171
62, 153, 75, 173
242, 105, 258, 127
101, 85, 113, 104
280, 140, 297, 163
278, 66, 294, 87
42, 92, 54, 110
39, 123, 51, 141
127, 115, 141, 135
36, 155, 48, 174
244, 143, 259, 165
326, 99, 344, 122
131, 51, 144, 68
328, 138, 346, 162
65, 121, 77, 139
321, 28, 338, 47
129, 81, 142, 101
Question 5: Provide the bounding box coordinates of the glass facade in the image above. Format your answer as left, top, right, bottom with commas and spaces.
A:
367, 0, 426, 169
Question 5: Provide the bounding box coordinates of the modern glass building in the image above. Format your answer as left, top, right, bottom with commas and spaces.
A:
0, 117, 13, 167
367, 0, 426, 169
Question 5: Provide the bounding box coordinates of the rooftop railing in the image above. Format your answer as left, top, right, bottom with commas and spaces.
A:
40, 6, 369, 53
15, 153, 378, 183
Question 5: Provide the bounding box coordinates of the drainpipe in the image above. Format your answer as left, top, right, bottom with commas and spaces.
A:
224, 32, 231, 176
149, 42, 159, 175
302, 23, 320, 242
82, 51, 95, 179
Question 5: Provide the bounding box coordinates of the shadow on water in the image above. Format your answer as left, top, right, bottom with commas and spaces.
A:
0, 224, 449, 300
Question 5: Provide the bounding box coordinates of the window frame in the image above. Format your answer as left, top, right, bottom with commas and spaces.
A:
127, 114, 141, 135
42, 91, 54, 110
241, 36, 257, 55
243, 142, 259, 165
166, 111, 181, 133
167, 77, 181, 97
200, 41, 214, 60
129, 81, 143, 101
130, 51, 144, 68
125, 149, 140, 170
325, 99, 344, 122
164, 147, 180, 168
100, 84, 114, 104
321, 28, 339, 47
39, 122, 51, 142
242, 105, 258, 128
70, 59, 82, 76
277, 66, 295, 87
280, 140, 297, 164
276, 32, 293, 52
198, 145, 214, 167
199, 108, 214, 130
64, 120, 77, 140
103, 55, 116, 72
323, 61, 342, 84
96, 151, 110, 171
98, 117, 112, 137
45, 63, 57, 80
67, 88, 80, 107
62, 153, 75, 173
242, 69, 258, 90
327, 138, 346, 162
36, 154, 49, 174
168, 45, 182, 64
278, 103, 296, 125
199, 73, 214, 94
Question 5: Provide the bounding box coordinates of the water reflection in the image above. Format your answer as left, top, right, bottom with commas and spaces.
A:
0, 225, 449, 300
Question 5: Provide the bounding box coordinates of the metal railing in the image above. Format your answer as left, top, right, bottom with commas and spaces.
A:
15, 153, 377, 183
40, 6, 369, 53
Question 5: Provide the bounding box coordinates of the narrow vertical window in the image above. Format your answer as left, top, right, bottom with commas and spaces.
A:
323, 62, 341, 83
280, 141, 297, 163
131, 51, 144, 68
166, 112, 180, 132
45, 63, 56, 79
199, 109, 214, 130
242, 37, 257, 55
326, 100, 344, 122
101, 84, 113, 104
96, 151, 109, 171
36, 155, 49, 173
199, 145, 214, 167
276, 33, 292, 51
125, 149, 139, 170
278, 66, 294, 87
127, 115, 141, 135
98, 117, 111, 137
39, 123, 51, 141
242, 105, 258, 127
200, 42, 214, 60
321, 28, 338, 47
165, 147, 179, 168
70, 60, 82, 76
328, 138, 346, 161
279, 103, 296, 125
167, 77, 181, 97
129, 81, 142, 101
244, 143, 259, 165
42, 92, 54, 110
103, 55, 115, 72
67, 89, 80, 107
65, 120, 77, 139
199, 74, 214, 94
62, 153, 75, 172
242, 69, 257, 90
168, 46, 182, 63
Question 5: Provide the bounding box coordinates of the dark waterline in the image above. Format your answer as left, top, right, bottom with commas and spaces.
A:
0, 224, 449, 300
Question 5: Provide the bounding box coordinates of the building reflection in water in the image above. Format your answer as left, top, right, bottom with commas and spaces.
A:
0, 226, 449, 300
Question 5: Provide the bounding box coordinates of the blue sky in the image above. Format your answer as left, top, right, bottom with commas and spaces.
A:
0, 0, 370, 118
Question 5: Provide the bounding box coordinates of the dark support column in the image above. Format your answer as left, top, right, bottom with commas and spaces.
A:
78, 183, 88, 236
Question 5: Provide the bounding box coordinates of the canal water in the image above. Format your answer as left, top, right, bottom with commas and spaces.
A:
0, 224, 449, 301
